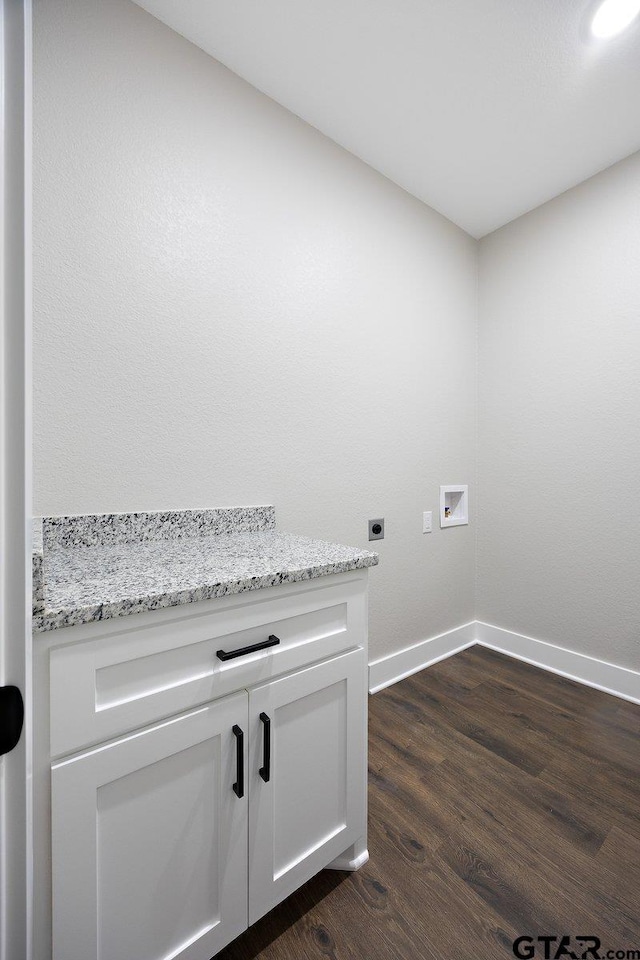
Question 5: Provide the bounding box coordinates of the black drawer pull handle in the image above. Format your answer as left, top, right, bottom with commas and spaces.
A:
259, 712, 271, 783
217, 634, 280, 662
232, 725, 244, 798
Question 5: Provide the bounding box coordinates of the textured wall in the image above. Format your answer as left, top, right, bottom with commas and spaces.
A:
33, 0, 478, 661
478, 151, 640, 671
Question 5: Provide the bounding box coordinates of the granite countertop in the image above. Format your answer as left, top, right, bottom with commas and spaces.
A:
33, 506, 378, 633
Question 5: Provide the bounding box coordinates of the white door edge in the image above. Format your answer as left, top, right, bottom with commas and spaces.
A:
0, 1, 32, 958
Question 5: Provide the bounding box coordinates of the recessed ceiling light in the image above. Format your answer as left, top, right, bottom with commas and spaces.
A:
591, 0, 640, 38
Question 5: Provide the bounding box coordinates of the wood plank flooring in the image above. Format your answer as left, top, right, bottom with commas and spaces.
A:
217, 646, 640, 960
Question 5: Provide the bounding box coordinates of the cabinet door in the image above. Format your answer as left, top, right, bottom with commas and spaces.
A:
51, 693, 249, 960
248, 648, 366, 923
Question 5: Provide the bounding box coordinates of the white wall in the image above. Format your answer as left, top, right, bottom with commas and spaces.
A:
33, 0, 478, 661
478, 151, 640, 672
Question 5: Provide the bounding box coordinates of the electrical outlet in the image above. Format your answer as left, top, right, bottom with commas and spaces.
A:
423, 511, 432, 534
368, 518, 384, 541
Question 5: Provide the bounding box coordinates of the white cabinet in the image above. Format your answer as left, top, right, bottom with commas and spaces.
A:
40, 573, 370, 960
248, 649, 366, 924
51, 692, 249, 960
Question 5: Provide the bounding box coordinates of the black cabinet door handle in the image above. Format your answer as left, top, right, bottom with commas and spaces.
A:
232, 725, 244, 798
259, 712, 271, 783
217, 634, 280, 662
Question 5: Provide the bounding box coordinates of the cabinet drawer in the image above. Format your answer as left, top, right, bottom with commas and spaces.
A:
50, 575, 366, 758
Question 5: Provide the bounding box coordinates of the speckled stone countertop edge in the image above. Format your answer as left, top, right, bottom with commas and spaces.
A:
33, 553, 378, 634
32, 518, 45, 615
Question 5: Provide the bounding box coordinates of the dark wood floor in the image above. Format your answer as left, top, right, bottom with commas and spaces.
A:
218, 646, 640, 960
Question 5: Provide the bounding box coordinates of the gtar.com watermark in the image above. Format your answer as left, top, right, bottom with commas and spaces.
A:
512, 935, 640, 960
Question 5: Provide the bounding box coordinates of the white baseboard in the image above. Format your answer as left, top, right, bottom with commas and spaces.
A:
369, 620, 639, 704
475, 621, 640, 706
368, 621, 477, 694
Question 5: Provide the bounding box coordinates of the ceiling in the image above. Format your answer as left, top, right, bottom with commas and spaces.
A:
133, 0, 640, 238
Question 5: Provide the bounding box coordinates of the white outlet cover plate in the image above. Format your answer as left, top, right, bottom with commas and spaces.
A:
422, 511, 432, 533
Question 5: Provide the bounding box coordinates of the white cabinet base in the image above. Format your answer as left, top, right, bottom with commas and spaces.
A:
326, 838, 369, 872
34, 571, 371, 960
